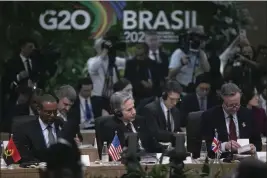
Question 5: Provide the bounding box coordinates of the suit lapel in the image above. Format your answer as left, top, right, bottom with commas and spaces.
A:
193, 94, 200, 110
216, 107, 229, 141
237, 109, 246, 138
34, 120, 47, 149
156, 100, 167, 128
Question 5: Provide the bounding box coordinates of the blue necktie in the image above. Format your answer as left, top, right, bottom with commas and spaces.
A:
85, 99, 92, 121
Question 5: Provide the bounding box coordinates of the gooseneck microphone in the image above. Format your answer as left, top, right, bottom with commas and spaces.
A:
223, 134, 234, 163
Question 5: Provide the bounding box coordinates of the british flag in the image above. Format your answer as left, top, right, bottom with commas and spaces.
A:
211, 137, 220, 153
108, 134, 122, 161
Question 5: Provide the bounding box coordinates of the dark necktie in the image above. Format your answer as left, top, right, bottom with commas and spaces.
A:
85, 99, 92, 121
228, 115, 237, 141
167, 110, 172, 132
26, 59, 32, 74
153, 52, 158, 62
47, 125, 56, 147
199, 98, 205, 111
126, 123, 133, 132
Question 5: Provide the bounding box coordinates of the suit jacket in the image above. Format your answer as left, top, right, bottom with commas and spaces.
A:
180, 93, 219, 126
140, 99, 182, 143
158, 49, 170, 79
201, 106, 262, 158
96, 115, 164, 158
13, 117, 61, 163
124, 58, 160, 103
56, 116, 83, 142
70, 97, 97, 125
2, 55, 41, 102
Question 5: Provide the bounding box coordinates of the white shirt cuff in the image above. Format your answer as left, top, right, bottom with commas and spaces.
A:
16, 74, 20, 81
221, 142, 227, 152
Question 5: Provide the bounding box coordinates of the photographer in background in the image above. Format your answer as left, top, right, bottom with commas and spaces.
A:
168, 26, 210, 94
88, 35, 126, 118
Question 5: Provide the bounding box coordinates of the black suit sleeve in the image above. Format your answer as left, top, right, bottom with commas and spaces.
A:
141, 106, 174, 142
179, 98, 191, 127
13, 125, 38, 163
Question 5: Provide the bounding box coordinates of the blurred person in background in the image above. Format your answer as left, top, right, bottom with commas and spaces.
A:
241, 87, 267, 136
113, 78, 133, 96
87, 35, 126, 118
124, 43, 159, 105
168, 26, 210, 93
145, 31, 170, 95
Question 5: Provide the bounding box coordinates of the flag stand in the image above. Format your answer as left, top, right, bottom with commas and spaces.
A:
213, 129, 221, 164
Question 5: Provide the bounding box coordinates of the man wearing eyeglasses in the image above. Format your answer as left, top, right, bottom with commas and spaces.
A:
13, 94, 60, 163
201, 83, 262, 158
140, 80, 183, 144
180, 73, 220, 127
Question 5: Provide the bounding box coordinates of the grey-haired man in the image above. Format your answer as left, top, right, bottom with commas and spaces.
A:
201, 83, 261, 158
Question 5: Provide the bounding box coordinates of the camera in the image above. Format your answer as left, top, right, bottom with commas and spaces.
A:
179, 29, 208, 53
101, 35, 126, 52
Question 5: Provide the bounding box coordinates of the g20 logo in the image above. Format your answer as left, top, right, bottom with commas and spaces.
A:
39, 10, 91, 30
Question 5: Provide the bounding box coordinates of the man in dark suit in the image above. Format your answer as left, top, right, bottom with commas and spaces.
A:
70, 77, 96, 130
201, 83, 262, 158
145, 31, 170, 96
2, 39, 39, 103
13, 94, 60, 163
140, 80, 182, 143
96, 91, 164, 158
54, 85, 83, 142
180, 73, 220, 126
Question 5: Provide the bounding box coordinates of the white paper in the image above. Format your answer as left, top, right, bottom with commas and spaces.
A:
237, 144, 251, 154
156, 153, 169, 164
237, 139, 249, 147
183, 156, 193, 164
81, 155, 90, 166
256, 152, 266, 162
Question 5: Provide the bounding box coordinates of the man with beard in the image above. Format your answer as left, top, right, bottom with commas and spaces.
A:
55, 85, 83, 142
13, 94, 59, 163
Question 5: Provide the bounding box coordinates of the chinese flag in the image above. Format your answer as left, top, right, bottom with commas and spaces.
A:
3, 137, 21, 165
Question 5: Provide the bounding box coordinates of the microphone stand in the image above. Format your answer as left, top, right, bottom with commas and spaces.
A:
223, 135, 234, 163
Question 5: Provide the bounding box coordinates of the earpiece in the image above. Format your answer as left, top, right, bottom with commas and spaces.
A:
114, 109, 123, 118
162, 92, 168, 100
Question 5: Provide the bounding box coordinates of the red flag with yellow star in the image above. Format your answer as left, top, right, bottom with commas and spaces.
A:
3, 136, 21, 165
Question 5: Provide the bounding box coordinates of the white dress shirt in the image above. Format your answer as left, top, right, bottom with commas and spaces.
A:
29, 107, 35, 116
38, 118, 57, 148
160, 98, 174, 132
221, 109, 240, 152
79, 95, 94, 129
57, 111, 67, 121
87, 55, 125, 96
20, 54, 32, 72
149, 49, 161, 63
124, 121, 144, 150
16, 54, 32, 85
169, 48, 205, 86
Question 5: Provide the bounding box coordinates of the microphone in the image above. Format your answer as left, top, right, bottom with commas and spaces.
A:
223, 134, 234, 163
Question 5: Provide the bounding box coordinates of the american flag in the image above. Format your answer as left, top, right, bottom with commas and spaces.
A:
108, 134, 122, 161
211, 137, 220, 153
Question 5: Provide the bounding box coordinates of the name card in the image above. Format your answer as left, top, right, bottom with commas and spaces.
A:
81, 155, 90, 166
